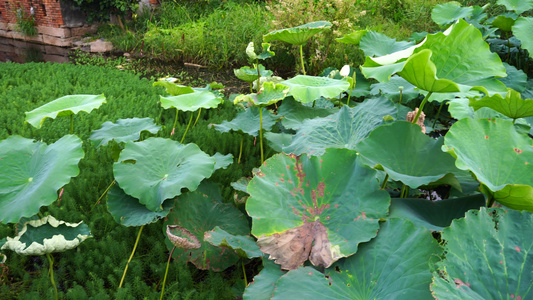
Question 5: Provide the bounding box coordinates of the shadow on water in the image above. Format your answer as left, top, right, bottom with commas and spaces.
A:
0, 36, 70, 63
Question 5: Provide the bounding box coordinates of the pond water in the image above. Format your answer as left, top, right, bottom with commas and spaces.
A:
0, 36, 70, 63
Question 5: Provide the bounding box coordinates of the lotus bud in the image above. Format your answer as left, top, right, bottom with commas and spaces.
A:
340, 65, 350, 77
166, 225, 201, 249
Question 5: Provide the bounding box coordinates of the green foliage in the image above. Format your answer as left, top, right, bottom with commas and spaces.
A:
14, 6, 37, 37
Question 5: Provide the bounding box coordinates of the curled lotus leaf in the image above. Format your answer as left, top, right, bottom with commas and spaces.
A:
153, 81, 194, 96
281, 75, 350, 103
234, 65, 273, 83
160, 90, 223, 111
263, 21, 332, 46
89, 117, 161, 148
234, 82, 289, 107
25, 94, 106, 129
0, 135, 84, 224
246, 148, 390, 270
166, 225, 201, 249
0, 215, 91, 256
470, 88, 533, 120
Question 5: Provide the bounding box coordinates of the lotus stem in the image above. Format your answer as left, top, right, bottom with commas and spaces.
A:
347, 72, 356, 107
70, 114, 74, 135
259, 107, 264, 164
412, 92, 433, 125
238, 136, 243, 164
487, 196, 495, 208
119, 225, 144, 288
92, 179, 116, 211
250, 83, 253, 93
299, 44, 306, 75
380, 174, 389, 190
160, 245, 176, 300
193, 108, 202, 127
400, 184, 409, 198
46, 253, 58, 300
180, 112, 194, 143
171, 108, 179, 136
338, 93, 342, 108
432, 102, 445, 129
256, 58, 261, 92
242, 259, 248, 287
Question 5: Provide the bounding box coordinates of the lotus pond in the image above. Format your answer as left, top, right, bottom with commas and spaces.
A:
1, 1, 533, 299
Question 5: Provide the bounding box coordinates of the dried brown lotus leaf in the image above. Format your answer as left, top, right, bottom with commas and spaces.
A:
166, 225, 201, 249
257, 220, 334, 270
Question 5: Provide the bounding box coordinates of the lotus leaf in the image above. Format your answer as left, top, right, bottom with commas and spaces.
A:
107, 186, 173, 227
491, 13, 517, 32
113, 138, 215, 211
234, 65, 273, 83
212, 153, 233, 170
243, 257, 285, 300
0, 135, 84, 224
277, 97, 337, 130
234, 82, 289, 107
1, 215, 91, 256
283, 97, 396, 156
246, 149, 390, 270
431, 2, 474, 26
269, 219, 440, 299
498, 63, 528, 92
497, 0, 533, 15
204, 226, 262, 259
163, 190, 250, 271
230, 177, 251, 194
388, 195, 485, 231
209, 106, 278, 136
356, 121, 459, 188
470, 88, 533, 120
369, 75, 419, 103
166, 225, 201, 249
281, 75, 350, 103
263, 21, 332, 46
443, 118, 533, 211
359, 31, 414, 57
159, 91, 223, 111
513, 17, 533, 59
153, 81, 194, 96
335, 30, 367, 45
25, 94, 106, 129
89, 117, 161, 148
246, 42, 275, 60
431, 207, 533, 299
264, 132, 294, 153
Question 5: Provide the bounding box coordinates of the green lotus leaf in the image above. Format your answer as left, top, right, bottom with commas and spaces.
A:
284, 97, 396, 156
264, 132, 294, 153
263, 21, 332, 46
209, 106, 278, 137
0, 215, 91, 256
277, 97, 337, 130
234, 65, 273, 83
356, 121, 459, 189
270, 218, 441, 299
89, 117, 161, 148
431, 207, 533, 299
335, 30, 367, 45
107, 186, 172, 227
389, 195, 486, 231
153, 81, 194, 96
246, 42, 258, 60
443, 118, 533, 210
0, 135, 84, 224
213, 152, 233, 170
497, 0, 533, 15
113, 138, 215, 212
160, 90, 223, 111
398, 49, 461, 93
513, 17, 533, 59
359, 31, 415, 57
282, 75, 350, 103
246, 149, 390, 270
230, 177, 251, 194
234, 82, 289, 107
448, 97, 509, 120
163, 190, 250, 271
431, 2, 474, 26
25, 94, 106, 129
370, 75, 420, 103
498, 63, 528, 92
243, 257, 285, 300
470, 88, 533, 120
360, 56, 407, 83
247, 42, 275, 60
491, 13, 517, 32
204, 226, 262, 259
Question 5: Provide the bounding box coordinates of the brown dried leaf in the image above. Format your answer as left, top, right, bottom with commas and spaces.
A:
257, 220, 335, 270
166, 225, 201, 249
406, 108, 426, 134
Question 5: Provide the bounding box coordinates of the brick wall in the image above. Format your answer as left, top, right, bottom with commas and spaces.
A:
0, 0, 64, 28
